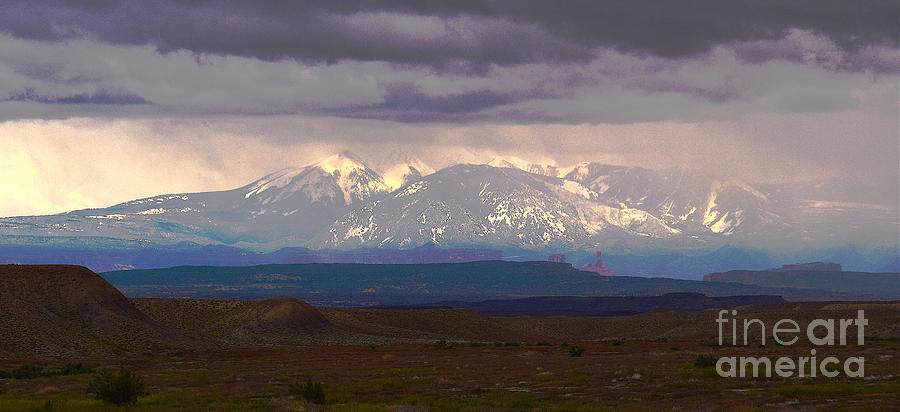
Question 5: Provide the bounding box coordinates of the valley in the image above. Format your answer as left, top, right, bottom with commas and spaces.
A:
0, 264, 898, 411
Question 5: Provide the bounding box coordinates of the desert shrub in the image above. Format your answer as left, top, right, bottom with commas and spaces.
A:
12, 365, 45, 379
503, 342, 520, 347
637, 366, 657, 382
458, 387, 489, 398
45, 363, 91, 377
434, 340, 458, 349
677, 364, 719, 378
290, 379, 326, 404
694, 354, 717, 368
611, 338, 625, 346
85, 367, 149, 406
775, 382, 900, 397
535, 341, 551, 346
4, 363, 91, 380
61, 363, 90, 375
569, 345, 585, 357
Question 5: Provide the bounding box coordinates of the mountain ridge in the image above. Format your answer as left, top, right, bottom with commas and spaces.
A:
1, 153, 896, 256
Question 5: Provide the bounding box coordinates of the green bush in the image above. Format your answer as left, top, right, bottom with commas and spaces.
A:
12, 365, 45, 379
568, 345, 585, 357
290, 379, 326, 404
694, 354, 717, 368
85, 367, 149, 406
60, 363, 90, 376
2, 363, 92, 380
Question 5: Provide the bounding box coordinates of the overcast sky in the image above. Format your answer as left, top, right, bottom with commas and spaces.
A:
1, 0, 898, 217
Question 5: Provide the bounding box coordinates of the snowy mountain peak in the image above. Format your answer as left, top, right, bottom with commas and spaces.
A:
241, 153, 388, 206
315, 153, 370, 177
312, 154, 389, 205
486, 156, 561, 177
560, 161, 593, 181
383, 157, 434, 191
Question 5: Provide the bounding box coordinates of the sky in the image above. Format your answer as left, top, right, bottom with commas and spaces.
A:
0, 0, 898, 217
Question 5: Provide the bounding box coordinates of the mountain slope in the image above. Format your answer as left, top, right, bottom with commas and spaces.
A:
0, 154, 896, 254
0, 154, 390, 247
559, 163, 779, 236
132, 298, 331, 345
316, 164, 681, 249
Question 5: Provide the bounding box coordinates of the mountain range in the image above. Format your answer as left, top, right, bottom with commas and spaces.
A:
1, 153, 897, 266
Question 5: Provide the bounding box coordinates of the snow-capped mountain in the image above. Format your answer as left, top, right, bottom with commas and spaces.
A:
315, 164, 682, 249
486, 156, 563, 177
381, 158, 434, 191
0, 154, 389, 246
245, 154, 388, 206
0, 153, 895, 253
558, 163, 778, 236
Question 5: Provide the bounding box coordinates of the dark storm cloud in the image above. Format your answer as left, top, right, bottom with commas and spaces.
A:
0, 0, 896, 72
325, 82, 553, 122
627, 77, 744, 103
376, 83, 530, 113
0, 1, 897, 123
7, 87, 151, 105
0, 1, 590, 73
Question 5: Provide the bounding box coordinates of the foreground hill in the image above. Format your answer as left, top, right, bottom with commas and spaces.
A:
316, 307, 532, 343
381, 293, 786, 316
2, 265, 899, 364
704, 269, 900, 300
0, 265, 185, 358
497, 301, 900, 341
131, 298, 528, 345
131, 298, 332, 346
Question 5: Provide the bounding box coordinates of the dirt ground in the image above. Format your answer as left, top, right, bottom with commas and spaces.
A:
1, 338, 898, 411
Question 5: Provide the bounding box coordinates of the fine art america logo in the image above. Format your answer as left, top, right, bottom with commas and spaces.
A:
714, 310, 867, 378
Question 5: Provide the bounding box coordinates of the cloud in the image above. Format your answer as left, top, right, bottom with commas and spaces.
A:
0, 1, 896, 72
0, 2, 895, 220
322, 82, 554, 122
733, 29, 900, 73
7, 87, 151, 105
0, 1, 896, 123
2, 114, 895, 218
0, 31, 894, 124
